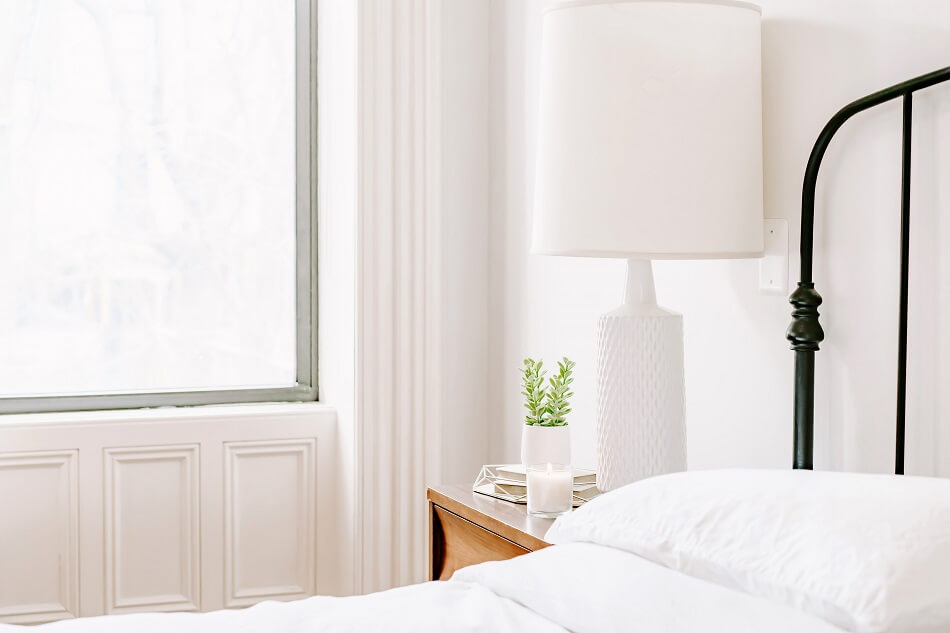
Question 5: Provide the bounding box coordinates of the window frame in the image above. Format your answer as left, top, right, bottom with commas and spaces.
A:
0, 0, 318, 415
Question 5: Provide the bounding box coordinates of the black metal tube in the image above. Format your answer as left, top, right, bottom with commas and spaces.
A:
799, 66, 950, 284
791, 66, 950, 473
895, 93, 913, 475
794, 351, 815, 470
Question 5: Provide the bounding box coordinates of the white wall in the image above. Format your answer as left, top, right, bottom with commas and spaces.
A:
317, 0, 357, 595
487, 0, 950, 476
439, 0, 493, 484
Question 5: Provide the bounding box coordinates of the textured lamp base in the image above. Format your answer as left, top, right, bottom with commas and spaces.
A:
595, 260, 686, 492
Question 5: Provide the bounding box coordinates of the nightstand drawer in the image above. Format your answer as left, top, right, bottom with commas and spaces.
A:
430, 504, 530, 580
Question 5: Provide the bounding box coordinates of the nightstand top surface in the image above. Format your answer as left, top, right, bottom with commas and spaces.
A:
427, 483, 556, 550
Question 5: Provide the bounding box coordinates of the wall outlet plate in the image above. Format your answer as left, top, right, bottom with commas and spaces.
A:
759, 219, 788, 294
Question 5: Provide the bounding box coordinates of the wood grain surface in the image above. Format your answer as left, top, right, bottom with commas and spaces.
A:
427, 484, 555, 580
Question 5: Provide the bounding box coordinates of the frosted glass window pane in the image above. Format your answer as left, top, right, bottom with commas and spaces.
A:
0, 1, 298, 397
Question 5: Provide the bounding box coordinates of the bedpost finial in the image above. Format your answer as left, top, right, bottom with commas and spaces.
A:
787, 283, 824, 352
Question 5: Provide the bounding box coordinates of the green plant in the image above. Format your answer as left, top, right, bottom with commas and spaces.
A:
521, 356, 575, 426
543, 357, 576, 426
521, 358, 547, 425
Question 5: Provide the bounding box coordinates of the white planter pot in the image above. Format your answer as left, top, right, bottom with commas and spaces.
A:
521, 425, 571, 466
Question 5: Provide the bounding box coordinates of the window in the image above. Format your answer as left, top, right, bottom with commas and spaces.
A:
0, 0, 317, 413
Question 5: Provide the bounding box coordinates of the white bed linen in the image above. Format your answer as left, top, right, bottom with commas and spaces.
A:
457, 542, 847, 633
0, 542, 845, 632
0, 581, 565, 633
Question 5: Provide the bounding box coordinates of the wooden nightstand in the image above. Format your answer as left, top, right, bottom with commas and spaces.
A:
427, 484, 555, 580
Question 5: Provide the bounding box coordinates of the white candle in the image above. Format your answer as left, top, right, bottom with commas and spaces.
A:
526, 463, 573, 516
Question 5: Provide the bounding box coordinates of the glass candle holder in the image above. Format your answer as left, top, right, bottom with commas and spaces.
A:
526, 463, 573, 518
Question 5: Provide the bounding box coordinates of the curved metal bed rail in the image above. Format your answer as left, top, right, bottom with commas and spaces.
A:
787, 66, 950, 473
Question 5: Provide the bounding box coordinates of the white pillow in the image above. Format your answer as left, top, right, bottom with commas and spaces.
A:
546, 469, 950, 633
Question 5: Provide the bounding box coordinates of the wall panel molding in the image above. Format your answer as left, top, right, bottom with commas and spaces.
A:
103, 445, 200, 614
0, 450, 78, 624
0, 406, 337, 624
223, 439, 316, 608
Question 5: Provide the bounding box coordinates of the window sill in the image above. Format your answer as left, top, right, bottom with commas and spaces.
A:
0, 400, 336, 428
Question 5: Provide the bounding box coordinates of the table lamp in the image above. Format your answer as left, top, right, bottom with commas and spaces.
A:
532, 0, 764, 491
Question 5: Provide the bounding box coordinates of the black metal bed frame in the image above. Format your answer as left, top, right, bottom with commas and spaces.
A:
787, 66, 950, 474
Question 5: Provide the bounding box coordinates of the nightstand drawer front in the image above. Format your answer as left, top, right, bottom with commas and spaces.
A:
430, 505, 529, 580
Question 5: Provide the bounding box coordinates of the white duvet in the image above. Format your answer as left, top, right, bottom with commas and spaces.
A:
1, 543, 844, 633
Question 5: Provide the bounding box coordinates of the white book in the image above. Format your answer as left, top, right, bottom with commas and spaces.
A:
472, 464, 600, 507
494, 464, 597, 485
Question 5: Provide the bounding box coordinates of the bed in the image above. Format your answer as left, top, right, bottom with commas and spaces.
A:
4, 64, 950, 633
3, 467, 948, 633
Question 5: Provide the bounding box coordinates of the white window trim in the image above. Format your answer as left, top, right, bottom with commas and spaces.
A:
0, 400, 334, 430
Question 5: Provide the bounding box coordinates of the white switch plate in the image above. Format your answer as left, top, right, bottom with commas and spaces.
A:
759, 219, 788, 294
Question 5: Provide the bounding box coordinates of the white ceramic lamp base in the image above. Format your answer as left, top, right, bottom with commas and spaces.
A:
595, 259, 686, 492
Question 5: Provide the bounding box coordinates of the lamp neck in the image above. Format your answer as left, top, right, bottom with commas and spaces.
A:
623, 258, 656, 307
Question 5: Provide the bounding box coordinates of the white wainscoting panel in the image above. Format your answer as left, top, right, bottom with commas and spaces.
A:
0, 403, 339, 624
0, 451, 78, 624
103, 445, 200, 613
223, 439, 316, 608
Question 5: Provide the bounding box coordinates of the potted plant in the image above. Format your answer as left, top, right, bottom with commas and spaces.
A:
520, 357, 575, 466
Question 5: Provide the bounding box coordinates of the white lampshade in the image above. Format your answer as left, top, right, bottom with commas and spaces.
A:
532, 0, 764, 259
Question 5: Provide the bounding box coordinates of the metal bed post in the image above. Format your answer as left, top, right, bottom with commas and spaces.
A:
895, 93, 913, 475
787, 66, 950, 474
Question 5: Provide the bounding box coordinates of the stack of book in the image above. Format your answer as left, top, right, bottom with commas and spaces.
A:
473, 464, 600, 507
